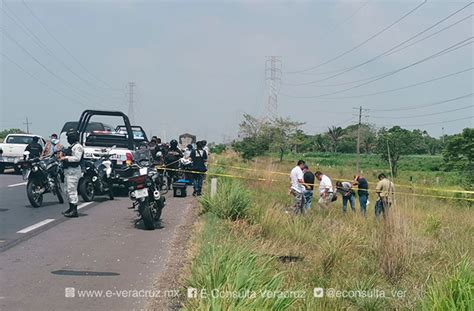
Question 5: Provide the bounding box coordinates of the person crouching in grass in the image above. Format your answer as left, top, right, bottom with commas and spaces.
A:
315, 171, 334, 208
336, 180, 356, 213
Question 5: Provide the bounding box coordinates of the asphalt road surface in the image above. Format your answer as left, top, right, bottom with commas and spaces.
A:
0, 172, 194, 310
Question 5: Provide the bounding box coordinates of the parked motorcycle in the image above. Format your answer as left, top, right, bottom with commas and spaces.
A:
118, 154, 165, 230
21, 151, 64, 208
78, 153, 114, 202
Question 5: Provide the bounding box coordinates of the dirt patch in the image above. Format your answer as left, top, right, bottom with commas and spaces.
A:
146, 196, 200, 310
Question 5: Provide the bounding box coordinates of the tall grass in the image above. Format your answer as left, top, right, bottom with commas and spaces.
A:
199, 178, 252, 221
421, 256, 473, 310
183, 153, 474, 310
184, 214, 296, 310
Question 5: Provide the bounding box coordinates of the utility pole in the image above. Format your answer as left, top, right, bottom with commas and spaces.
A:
264, 56, 282, 121
127, 82, 135, 124
23, 117, 32, 134
353, 106, 369, 174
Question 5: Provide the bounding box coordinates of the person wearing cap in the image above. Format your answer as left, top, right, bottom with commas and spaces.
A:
59, 129, 84, 218
42, 133, 62, 158
302, 164, 315, 211
24, 136, 43, 159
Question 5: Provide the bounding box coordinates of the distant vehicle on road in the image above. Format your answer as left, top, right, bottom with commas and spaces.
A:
0, 134, 46, 174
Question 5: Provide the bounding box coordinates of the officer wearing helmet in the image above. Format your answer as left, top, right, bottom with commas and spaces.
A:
59, 129, 84, 218
164, 139, 183, 188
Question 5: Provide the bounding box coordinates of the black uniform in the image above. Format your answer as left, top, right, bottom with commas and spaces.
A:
25, 142, 43, 159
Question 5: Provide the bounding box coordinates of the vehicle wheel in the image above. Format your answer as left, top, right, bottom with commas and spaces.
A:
27, 179, 43, 208
79, 177, 95, 202
0, 164, 4, 174
153, 198, 165, 221
55, 178, 64, 204
108, 181, 114, 200
139, 199, 154, 230
14, 165, 21, 175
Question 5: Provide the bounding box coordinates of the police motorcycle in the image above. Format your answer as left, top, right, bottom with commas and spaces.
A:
118, 149, 166, 230
78, 149, 115, 202
20, 151, 64, 208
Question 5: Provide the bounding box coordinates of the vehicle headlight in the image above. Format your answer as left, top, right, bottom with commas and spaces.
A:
32, 166, 39, 172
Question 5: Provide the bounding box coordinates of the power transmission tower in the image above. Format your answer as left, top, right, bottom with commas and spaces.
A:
23, 117, 32, 134
353, 106, 370, 174
128, 82, 136, 124
265, 56, 282, 121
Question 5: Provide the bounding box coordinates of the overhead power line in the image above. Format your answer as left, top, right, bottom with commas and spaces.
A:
387, 116, 473, 127
1, 2, 123, 102
1, 52, 104, 109
285, 0, 427, 74
305, 67, 473, 100
0, 27, 115, 108
371, 105, 474, 119
280, 37, 473, 99
21, 0, 121, 91
283, 3, 474, 85
315, 1, 369, 41
369, 93, 473, 112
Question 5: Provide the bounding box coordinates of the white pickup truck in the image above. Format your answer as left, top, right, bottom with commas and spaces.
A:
0, 134, 46, 173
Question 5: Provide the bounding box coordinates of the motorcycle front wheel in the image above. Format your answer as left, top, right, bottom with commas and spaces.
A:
79, 177, 95, 202
138, 198, 154, 230
27, 178, 43, 208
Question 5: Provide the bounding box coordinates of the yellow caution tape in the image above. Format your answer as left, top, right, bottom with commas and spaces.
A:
158, 166, 474, 202
212, 163, 474, 195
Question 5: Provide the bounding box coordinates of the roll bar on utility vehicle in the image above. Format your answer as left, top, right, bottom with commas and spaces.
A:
76, 110, 136, 150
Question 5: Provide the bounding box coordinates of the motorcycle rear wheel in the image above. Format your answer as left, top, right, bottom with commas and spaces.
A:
139, 198, 154, 230
27, 179, 43, 208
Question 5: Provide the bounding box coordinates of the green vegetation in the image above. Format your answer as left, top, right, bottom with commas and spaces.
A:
231, 113, 467, 179
421, 257, 473, 311
183, 153, 473, 310
443, 128, 474, 189
0, 128, 25, 142
184, 214, 296, 310
200, 178, 252, 221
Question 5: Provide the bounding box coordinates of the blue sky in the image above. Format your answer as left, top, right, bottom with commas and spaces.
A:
1, 0, 473, 142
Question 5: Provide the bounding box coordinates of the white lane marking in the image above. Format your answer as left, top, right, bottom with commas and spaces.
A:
7, 182, 27, 188
77, 202, 93, 210
17, 219, 56, 234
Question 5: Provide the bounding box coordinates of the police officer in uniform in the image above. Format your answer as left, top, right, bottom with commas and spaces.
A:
59, 129, 84, 218
24, 136, 43, 159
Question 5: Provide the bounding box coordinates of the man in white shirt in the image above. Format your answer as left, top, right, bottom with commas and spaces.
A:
315, 171, 334, 206
289, 160, 306, 214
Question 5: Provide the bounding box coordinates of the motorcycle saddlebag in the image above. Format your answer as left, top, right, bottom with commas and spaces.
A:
172, 182, 187, 198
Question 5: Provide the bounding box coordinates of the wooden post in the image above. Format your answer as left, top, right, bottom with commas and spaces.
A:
211, 178, 217, 198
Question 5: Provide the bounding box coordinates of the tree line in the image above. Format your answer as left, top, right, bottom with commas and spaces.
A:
231, 114, 473, 183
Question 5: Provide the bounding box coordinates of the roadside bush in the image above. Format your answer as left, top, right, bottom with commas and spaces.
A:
421, 257, 473, 310
200, 178, 252, 221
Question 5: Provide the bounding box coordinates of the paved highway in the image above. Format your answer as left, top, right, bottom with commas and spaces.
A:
0, 172, 194, 310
